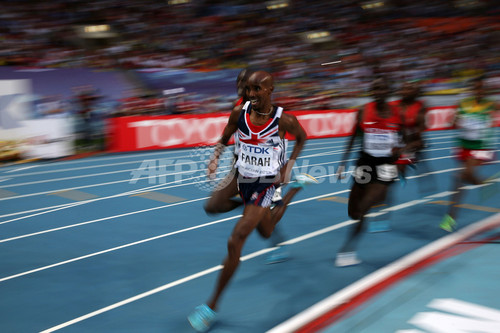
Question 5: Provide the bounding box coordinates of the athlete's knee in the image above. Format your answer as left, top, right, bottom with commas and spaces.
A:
257, 225, 272, 239
204, 200, 218, 214
348, 201, 362, 220
227, 233, 246, 257
348, 209, 362, 220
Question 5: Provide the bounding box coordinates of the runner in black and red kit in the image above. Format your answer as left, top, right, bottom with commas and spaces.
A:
394, 81, 428, 185
335, 77, 412, 266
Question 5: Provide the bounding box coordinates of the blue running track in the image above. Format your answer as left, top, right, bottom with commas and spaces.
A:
0, 129, 498, 333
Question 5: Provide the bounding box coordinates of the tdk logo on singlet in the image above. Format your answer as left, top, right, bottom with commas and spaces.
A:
243, 146, 270, 154
241, 144, 271, 167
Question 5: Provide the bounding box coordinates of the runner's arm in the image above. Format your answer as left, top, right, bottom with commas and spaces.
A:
338, 108, 362, 178
402, 102, 427, 152
207, 105, 242, 178
279, 113, 307, 184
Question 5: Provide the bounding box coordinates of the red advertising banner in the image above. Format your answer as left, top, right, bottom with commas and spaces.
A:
107, 113, 230, 152
107, 109, 358, 152
106, 107, 499, 153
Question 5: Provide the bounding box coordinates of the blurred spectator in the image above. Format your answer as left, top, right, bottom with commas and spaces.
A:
34, 95, 69, 118
0, 0, 499, 111
72, 85, 102, 149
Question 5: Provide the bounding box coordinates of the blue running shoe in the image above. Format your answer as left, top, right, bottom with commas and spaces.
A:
399, 175, 407, 187
265, 246, 289, 264
367, 220, 391, 233
188, 304, 217, 332
291, 173, 318, 189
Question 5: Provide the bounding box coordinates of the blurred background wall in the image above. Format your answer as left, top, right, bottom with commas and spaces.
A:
0, 0, 499, 160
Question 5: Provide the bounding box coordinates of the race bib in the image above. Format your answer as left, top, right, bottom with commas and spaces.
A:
364, 130, 397, 157
238, 143, 276, 177
470, 150, 494, 161
376, 164, 397, 181
459, 117, 490, 140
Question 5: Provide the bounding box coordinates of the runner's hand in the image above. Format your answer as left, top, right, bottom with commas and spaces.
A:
337, 164, 346, 180
207, 159, 218, 180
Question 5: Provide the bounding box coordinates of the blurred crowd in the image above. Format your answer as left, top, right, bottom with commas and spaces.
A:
1, 0, 500, 112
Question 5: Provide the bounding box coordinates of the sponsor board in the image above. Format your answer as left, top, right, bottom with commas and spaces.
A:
106, 107, 499, 152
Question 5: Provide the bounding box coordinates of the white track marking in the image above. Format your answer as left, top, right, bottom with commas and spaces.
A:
1, 139, 347, 179
0, 136, 455, 182
38, 204, 500, 333
0, 196, 209, 244
0, 190, 351, 282
5, 165, 38, 173
267, 213, 500, 333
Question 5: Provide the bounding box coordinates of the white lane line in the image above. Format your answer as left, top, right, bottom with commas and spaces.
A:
0, 149, 452, 227
0, 155, 352, 221
0, 156, 358, 220
0, 143, 449, 217
0, 143, 344, 188
460, 184, 490, 190
39, 265, 224, 333
0, 174, 206, 225
0, 159, 206, 189
0, 145, 359, 202
38, 190, 489, 333
0, 139, 347, 179
0, 202, 85, 219
9, 139, 455, 195
425, 191, 458, 199
267, 212, 500, 333
0, 196, 209, 244
5, 170, 500, 282
0, 140, 353, 192
0, 135, 456, 182
0, 190, 351, 282
0, 131, 462, 175
0, 215, 239, 283
2, 154, 496, 229
0, 163, 217, 202
5, 165, 38, 173
0, 135, 457, 194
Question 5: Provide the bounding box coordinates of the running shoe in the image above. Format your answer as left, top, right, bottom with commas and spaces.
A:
335, 252, 361, 267
188, 304, 217, 332
367, 220, 391, 233
399, 174, 407, 187
265, 246, 289, 264
439, 214, 456, 232
291, 173, 319, 189
270, 186, 283, 209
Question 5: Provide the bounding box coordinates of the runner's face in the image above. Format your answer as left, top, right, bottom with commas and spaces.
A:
371, 80, 389, 103
401, 83, 417, 101
246, 77, 272, 111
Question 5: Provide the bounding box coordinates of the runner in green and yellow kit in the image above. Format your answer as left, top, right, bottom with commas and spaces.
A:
440, 76, 498, 231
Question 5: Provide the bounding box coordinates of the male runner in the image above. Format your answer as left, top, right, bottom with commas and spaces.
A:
336, 77, 409, 266
188, 71, 316, 332
440, 76, 498, 231
204, 68, 287, 263
395, 81, 427, 183
203, 68, 253, 215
